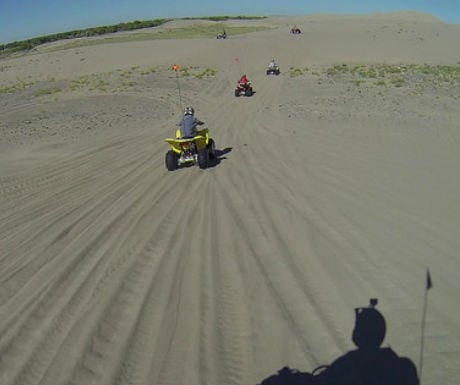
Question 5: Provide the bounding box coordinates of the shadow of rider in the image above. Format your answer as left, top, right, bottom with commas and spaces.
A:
259, 299, 419, 385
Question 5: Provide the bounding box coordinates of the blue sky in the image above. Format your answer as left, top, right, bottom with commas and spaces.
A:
1, 0, 459, 44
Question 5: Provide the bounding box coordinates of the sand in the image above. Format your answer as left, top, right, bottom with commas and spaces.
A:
0, 13, 459, 385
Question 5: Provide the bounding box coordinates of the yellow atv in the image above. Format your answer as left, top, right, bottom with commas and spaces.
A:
164, 128, 216, 171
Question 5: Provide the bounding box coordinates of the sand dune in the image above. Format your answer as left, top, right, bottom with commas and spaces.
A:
1, 14, 459, 385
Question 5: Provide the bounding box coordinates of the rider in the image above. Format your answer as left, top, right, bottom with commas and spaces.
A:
268, 58, 277, 69
238, 74, 250, 88
178, 106, 204, 138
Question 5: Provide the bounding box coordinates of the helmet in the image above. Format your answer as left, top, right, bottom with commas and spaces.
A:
352, 299, 386, 349
184, 106, 194, 116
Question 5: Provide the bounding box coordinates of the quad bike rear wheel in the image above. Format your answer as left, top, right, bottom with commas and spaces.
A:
165, 150, 178, 171
207, 139, 216, 160
198, 149, 209, 169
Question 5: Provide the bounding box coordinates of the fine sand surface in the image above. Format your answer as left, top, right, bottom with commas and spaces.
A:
1, 13, 459, 385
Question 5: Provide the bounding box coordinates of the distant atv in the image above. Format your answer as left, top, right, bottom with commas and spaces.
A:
165, 128, 216, 171
216, 32, 227, 39
235, 82, 253, 97
266, 65, 280, 75
290, 27, 301, 34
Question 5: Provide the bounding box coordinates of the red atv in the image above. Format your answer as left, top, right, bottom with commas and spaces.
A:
234, 81, 253, 97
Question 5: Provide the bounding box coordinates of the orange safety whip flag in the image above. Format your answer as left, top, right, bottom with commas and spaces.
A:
172, 63, 179, 72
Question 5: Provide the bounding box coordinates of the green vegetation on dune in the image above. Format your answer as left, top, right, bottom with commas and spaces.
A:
0, 16, 268, 55
183, 15, 267, 21
1, 64, 218, 97
326, 63, 460, 79
0, 19, 171, 54
151, 23, 269, 39
323, 63, 460, 89
175, 66, 217, 78
0, 79, 34, 94
287, 67, 309, 77
44, 24, 270, 52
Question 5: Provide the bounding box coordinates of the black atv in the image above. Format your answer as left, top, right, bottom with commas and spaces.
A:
266, 65, 280, 75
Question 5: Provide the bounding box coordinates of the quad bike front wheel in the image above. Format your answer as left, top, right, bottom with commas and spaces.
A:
165, 150, 178, 171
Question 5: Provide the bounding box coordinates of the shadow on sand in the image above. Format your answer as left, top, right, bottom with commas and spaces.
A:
258, 299, 419, 385
207, 146, 232, 168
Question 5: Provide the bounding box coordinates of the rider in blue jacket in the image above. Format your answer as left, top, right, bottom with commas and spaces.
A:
178, 106, 204, 138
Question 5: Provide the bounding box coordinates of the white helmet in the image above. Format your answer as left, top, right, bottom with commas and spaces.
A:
184, 106, 194, 116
